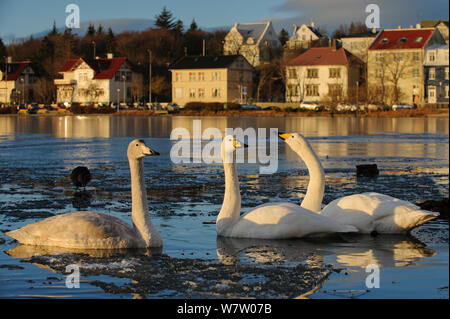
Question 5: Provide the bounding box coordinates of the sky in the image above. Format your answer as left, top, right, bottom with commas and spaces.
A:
0, 0, 448, 41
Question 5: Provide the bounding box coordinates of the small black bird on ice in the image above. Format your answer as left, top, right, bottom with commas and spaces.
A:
70, 166, 92, 189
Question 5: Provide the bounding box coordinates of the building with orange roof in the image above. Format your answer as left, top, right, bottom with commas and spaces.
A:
285, 46, 363, 103
367, 26, 445, 106
54, 53, 143, 105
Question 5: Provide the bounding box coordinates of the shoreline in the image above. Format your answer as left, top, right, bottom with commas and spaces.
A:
4, 108, 449, 118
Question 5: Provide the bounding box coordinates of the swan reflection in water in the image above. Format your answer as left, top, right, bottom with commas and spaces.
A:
215, 234, 436, 269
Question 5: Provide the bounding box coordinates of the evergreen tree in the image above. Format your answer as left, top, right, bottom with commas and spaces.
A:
278, 28, 289, 46
174, 20, 184, 35
86, 23, 96, 36
106, 27, 116, 52
50, 20, 58, 35
189, 19, 198, 31
0, 38, 7, 58
97, 24, 104, 35
155, 7, 176, 30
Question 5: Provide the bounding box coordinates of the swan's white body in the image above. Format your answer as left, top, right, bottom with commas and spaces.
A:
5, 139, 163, 249
320, 192, 439, 234
280, 132, 439, 234
216, 135, 357, 239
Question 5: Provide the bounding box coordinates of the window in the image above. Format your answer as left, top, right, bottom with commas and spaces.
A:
126, 71, 132, 82
287, 68, 297, 79
428, 86, 435, 98
380, 38, 389, 44
174, 88, 183, 98
328, 84, 342, 96
413, 68, 420, 78
446, 85, 449, 98
413, 52, 420, 61
175, 72, 181, 81
329, 68, 341, 78
415, 37, 423, 43
307, 68, 318, 78
198, 72, 204, 81
212, 88, 221, 97
306, 84, 319, 96
429, 52, 436, 62
394, 53, 403, 61
189, 88, 196, 98
429, 68, 435, 80
198, 88, 205, 98
288, 84, 298, 96
376, 68, 383, 78
398, 37, 408, 43
376, 53, 384, 62
189, 72, 196, 81
79, 73, 88, 81
212, 71, 221, 81
445, 67, 449, 80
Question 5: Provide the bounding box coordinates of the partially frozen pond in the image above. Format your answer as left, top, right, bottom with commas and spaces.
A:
0, 115, 448, 298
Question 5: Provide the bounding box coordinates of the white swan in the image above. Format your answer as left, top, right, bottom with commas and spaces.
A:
216, 135, 357, 239
279, 132, 440, 234
4, 139, 163, 249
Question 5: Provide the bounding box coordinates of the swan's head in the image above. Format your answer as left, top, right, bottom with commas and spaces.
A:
278, 132, 309, 151
127, 139, 160, 160
222, 135, 246, 153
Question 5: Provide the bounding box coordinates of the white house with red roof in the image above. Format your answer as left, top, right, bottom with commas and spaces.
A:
54, 54, 143, 105
286, 22, 328, 50
367, 26, 445, 106
0, 58, 36, 105
285, 46, 363, 103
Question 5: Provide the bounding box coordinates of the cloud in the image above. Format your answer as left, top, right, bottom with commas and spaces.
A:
271, 0, 449, 33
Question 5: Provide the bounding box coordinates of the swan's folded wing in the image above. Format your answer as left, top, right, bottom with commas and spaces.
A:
5, 211, 138, 249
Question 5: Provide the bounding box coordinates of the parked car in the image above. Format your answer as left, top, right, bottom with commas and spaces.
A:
299, 102, 321, 111
27, 104, 39, 114
336, 103, 358, 112
392, 104, 415, 110
240, 104, 262, 110
166, 103, 180, 112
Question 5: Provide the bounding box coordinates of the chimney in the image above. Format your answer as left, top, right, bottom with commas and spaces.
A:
372, 26, 377, 34
107, 53, 113, 59
398, 25, 402, 29
416, 23, 421, 29
311, 21, 315, 28
332, 39, 336, 51
328, 38, 332, 47
6, 56, 12, 63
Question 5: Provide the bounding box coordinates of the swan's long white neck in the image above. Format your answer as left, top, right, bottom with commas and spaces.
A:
129, 157, 161, 247
291, 139, 325, 212
216, 152, 241, 235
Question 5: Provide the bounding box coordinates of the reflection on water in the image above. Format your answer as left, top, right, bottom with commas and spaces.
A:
216, 235, 436, 269
0, 115, 448, 138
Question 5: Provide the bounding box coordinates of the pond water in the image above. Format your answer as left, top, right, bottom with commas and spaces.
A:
0, 115, 448, 299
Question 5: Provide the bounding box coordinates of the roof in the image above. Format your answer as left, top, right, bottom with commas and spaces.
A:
0, 61, 32, 81
421, 20, 449, 28
292, 24, 324, 40
58, 57, 127, 79
234, 22, 270, 44
340, 30, 379, 39
169, 55, 248, 70
287, 47, 359, 66
369, 28, 435, 50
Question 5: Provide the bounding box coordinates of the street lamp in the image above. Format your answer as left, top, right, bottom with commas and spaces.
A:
20, 77, 25, 105
147, 49, 152, 105
122, 74, 126, 106
3, 56, 8, 106
92, 41, 96, 59
116, 88, 120, 112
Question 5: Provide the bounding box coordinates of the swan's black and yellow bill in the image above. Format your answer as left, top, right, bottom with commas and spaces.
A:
233, 139, 248, 148
278, 132, 292, 140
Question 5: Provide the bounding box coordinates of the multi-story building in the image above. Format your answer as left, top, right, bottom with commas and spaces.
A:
285, 47, 363, 103
421, 20, 449, 43
223, 21, 280, 67
0, 58, 37, 105
367, 27, 445, 106
339, 28, 379, 63
424, 44, 449, 105
54, 54, 143, 105
285, 22, 327, 50
169, 55, 254, 106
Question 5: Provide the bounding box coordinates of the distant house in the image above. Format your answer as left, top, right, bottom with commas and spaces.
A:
423, 44, 449, 105
285, 22, 327, 50
223, 21, 280, 66
54, 54, 143, 105
285, 47, 363, 103
0, 58, 37, 105
421, 20, 449, 43
367, 27, 446, 106
169, 55, 254, 106
339, 28, 379, 63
